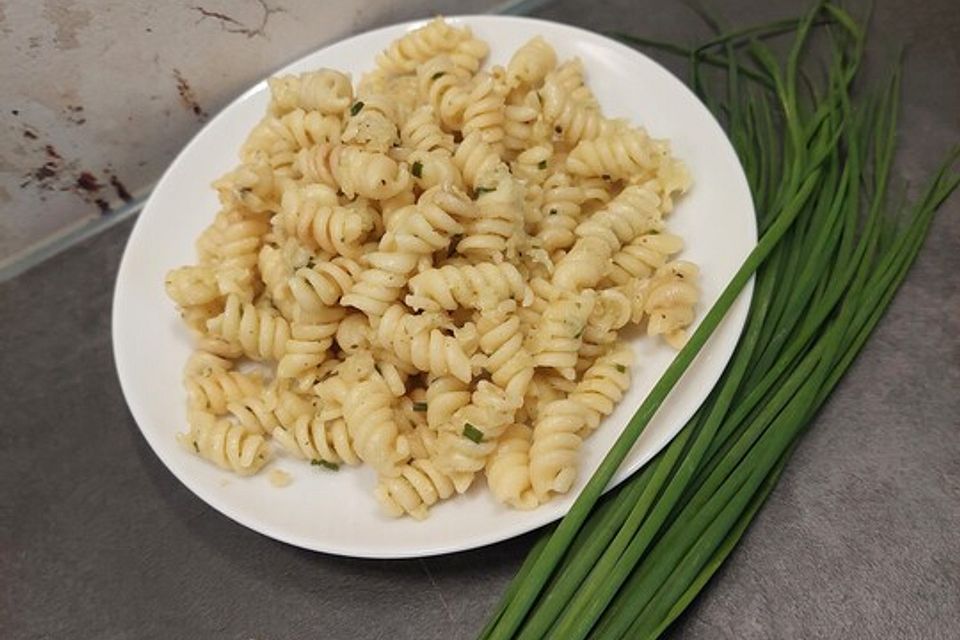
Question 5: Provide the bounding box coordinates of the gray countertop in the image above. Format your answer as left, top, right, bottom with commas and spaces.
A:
2, 1, 958, 638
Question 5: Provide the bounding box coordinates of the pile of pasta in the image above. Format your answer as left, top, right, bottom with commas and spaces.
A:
164, 17, 699, 520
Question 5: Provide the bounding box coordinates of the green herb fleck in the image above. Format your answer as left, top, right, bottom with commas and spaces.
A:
463, 422, 484, 444
350, 101, 364, 116
412, 161, 423, 178
432, 71, 445, 80
574, 328, 584, 339
601, 174, 611, 181
413, 402, 428, 412
311, 459, 340, 471
538, 160, 548, 170
549, 208, 558, 216
475, 186, 495, 195
193, 441, 199, 453
615, 364, 626, 373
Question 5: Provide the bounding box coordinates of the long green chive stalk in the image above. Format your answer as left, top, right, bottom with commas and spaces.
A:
479, 3, 959, 639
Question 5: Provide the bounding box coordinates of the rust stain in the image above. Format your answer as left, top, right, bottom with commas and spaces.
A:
76, 172, 100, 192
173, 68, 208, 120
107, 173, 133, 202
41, 0, 92, 50
19, 138, 117, 216
192, 0, 283, 39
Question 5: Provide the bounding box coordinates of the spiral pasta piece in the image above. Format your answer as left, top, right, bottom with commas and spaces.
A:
183, 410, 269, 476
340, 251, 419, 317
566, 126, 670, 181
570, 344, 633, 432
604, 231, 684, 286
424, 375, 471, 430
401, 105, 455, 153
642, 260, 700, 348
343, 376, 410, 477
274, 416, 360, 467
457, 173, 525, 261
329, 145, 412, 200
341, 92, 400, 152
436, 381, 516, 474
277, 320, 338, 379
391, 184, 474, 255
374, 458, 463, 520
536, 172, 585, 252
417, 56, 472, 131
452, 131, 504, 191
552, 184, 663, 291
448, 34, 490, 75
243, 109, 342, 162
165, 265, 220, 308
206, 294, 290, 361
541, 69, 613, 146
406, 149, 464, 191
528, 290, 595, 380
477, 307, 534, 401
186, 367, 263, 415
528, 398, 587, 499
405, 262, 528, 312
507, 36, 557, 89
375, 305, 474, 383
268, 69, 353, 116
485, 423, 538, 510
578, 288, 632, 371
375, 17, 470, 76
462, 72, 507, 147
288, 256, 363, 319
278, 184, 376, 257
503, 90, 544, 153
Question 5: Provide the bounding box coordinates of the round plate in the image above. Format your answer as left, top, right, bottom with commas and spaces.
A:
112, 15, 755, 558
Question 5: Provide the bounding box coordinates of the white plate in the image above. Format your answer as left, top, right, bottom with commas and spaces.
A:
112, 15, 755, 558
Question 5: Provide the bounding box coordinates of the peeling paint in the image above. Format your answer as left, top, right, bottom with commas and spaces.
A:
41, 0, 92, 50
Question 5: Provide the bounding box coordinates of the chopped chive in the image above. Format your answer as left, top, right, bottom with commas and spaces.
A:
616, 364, 627, 373
413, 402, 428, 412
475, 186, 495, 195
193, 441, 199, 453
463, 422, 484, 443
311, 459, 340, 471
412, 161, 423, 178
538, 160, 548, 170
549, 208, 558, 215
431, 71, 445, 80
350, 101, 364, 116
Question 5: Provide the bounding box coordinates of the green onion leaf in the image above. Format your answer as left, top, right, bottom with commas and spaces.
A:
463, 422, 484, 443
311, 459, 340, 471
411, 161, 423, 178
350, 101, 364, 116
413, 402, 428, 412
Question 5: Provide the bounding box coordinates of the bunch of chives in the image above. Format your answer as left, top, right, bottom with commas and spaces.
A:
479, 3, 959, 639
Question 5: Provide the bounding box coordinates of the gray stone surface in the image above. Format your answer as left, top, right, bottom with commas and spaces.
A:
1, 1, 958, 638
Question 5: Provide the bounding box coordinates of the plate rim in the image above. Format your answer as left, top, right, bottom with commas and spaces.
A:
112, 14, 756, 559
